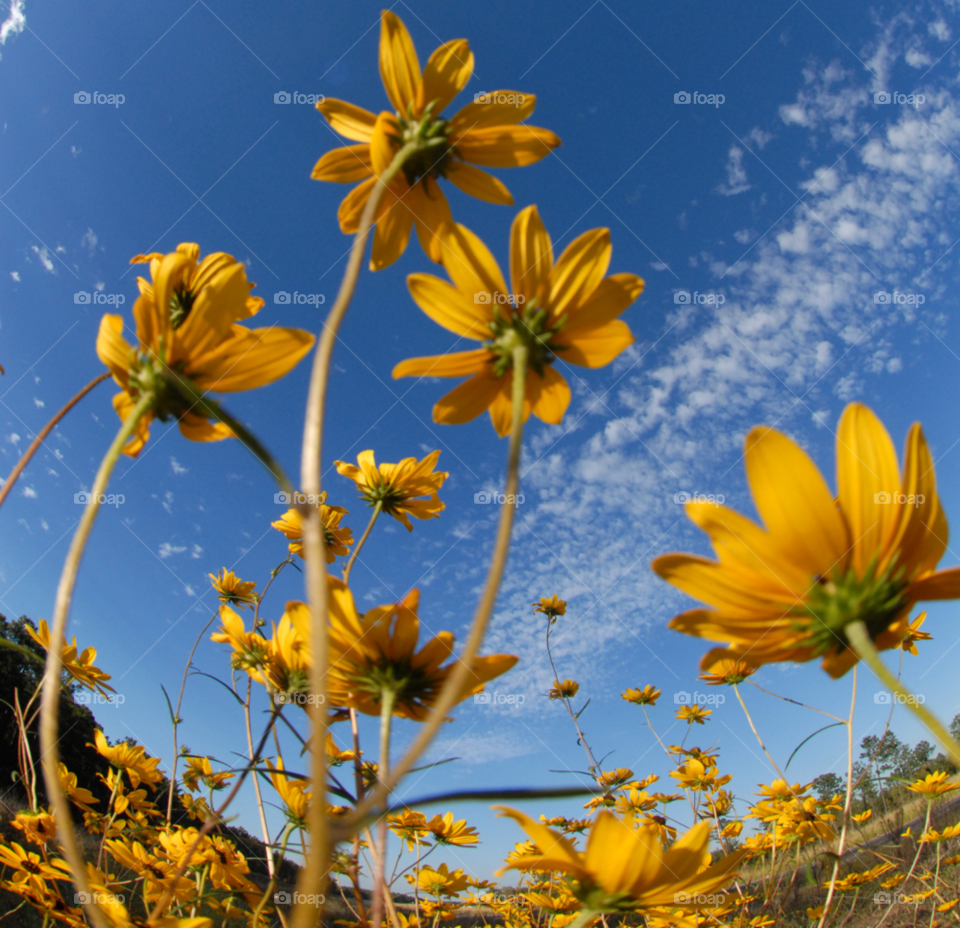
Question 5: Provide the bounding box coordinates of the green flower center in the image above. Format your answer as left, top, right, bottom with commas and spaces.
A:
794, 560, 909, 657
169, 285, 196, 329
348, 658, 440, 711
394, 100, 456, 188
485, 299, 566, 377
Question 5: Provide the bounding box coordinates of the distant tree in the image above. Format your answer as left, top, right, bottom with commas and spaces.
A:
812, 772, 844, 804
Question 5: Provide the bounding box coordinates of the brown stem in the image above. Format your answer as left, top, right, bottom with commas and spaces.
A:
0, 372, 109, 510
342, 501, 382, 585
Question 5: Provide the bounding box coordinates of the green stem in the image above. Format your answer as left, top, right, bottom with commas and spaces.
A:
342, 501, 382, 585
39, 390, 154, 928
369, 689, 397, 928
846, 619, 960, 767
565, 909, 598, 928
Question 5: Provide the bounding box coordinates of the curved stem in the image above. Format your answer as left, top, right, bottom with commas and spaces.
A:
342, 501, 382, 585
733, 683, 791, 787
369, 690, 396, 928
294, 140, 418, 928
337, 344, 529, 839
0, 372, 110, 510
846, 619, 960, 767
745, 679, 847, 724
39, 391, 153, 928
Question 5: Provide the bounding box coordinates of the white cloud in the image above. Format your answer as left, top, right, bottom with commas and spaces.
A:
0, 0, 24, 57
10, 271, 19, 281
158, 542, 187, 559
715, 145, 751, 196
170, 457, 188, 475
80, 228, 97, 254
29, 245, 54, 273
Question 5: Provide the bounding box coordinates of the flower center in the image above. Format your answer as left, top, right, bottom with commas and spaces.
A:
485, 299, 566, 377
394, 101, 456, 188
169, 284, 196, 330
794, 560, 909, 657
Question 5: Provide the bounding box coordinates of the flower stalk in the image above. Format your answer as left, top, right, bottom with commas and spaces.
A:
342, 500, 383, 584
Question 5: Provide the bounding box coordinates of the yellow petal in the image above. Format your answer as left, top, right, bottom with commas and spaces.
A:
112, 392, 152, 458
370, 111, 402, 177
446, 160, 513, 204
454, 125, 561, 167
190, 326, 315, 393
564, 273, 644, 331
379, 11, 421, 114
407, 273, 491, 338
178, 412, 234, 443
510, 205, 552, 304
442, 223, 509, 306
311, 145, 373, 183
836, 403, 902, 577
371, 181, 415, 271
449, 92, 538, 132
316, 98, 378, 142
338, 177, 377, 234
488, 376, 531, 437
530, 366, 570, 425
417, 39, 473, 115
744, 426, 851, 580
433, 368, 505, 426
556, 320, 633, 368
550, 228, 611, 318
493, 807, 589, 878
393, 349, 491, 379
411, 180, 454, 264
96, 314, 133, 386
892, 422, 943, 578
909, 566, 960, 601
584, 813, 648, 894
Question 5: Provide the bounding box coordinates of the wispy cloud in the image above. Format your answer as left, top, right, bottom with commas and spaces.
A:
0, 0, 25, 57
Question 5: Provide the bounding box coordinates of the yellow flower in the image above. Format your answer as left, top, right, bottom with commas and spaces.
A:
266, 758, 310, 826
327, 581, 517, 720
676, 705, 712, 725
10, 811, 57, 846
335, 449, 447, 531
393, 207, 643, 436
312, 10, 560, 271
621, 685, 661, 705
388, 810, 431, 851
653, 403, 959, 677
59, 763, 99, 812
721, 821, 743, 839
325, 732, 358, 766
91, 729, 163, 789
207, 568, 257, 610
181, 755, 234, 793
549, 679, 579, 700
96, 242, 315, 456
670, 758, 731, 791
852, 810, 872, 823
416, 863, 470, 898
597, 768, 635, 789
533, 595, 567, 618
907, 771, 960, 796
699, 657, 756, 686
0, 842, 70, 890
26, 618, 115, 696
900, 611, 932, 655
271, 497, 353, 562
426, 812, 479, 846
495, 807, 743, 916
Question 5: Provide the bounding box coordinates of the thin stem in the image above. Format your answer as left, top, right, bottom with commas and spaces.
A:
342, 501, 382, 585
846, 619, 960, 767
369, 690, 396, 928
733, 683, 792, 787
0, 372, 109, 510
38, 391, 153, 928
294, 139, 419, 928
745, 679, 847, 723
338, 343, 530, 840
245, 677, 275, 879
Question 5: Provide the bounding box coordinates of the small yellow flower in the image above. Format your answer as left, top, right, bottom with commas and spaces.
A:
91, 729, 162, 789
416, 863, 470, 898
699, 657, 756, 685
207, 568, 257, 610
388, 810, 431, 851
721, 821, 743, 839
908, 771, 960, 796
622, 684, 661, 705
96, 242, 314, 456
325, 732, 358, 766
59, 763, 99, 812
676, 704, 712, 725
334, 449, 447, 531
426, 812, 479, 846
533, 595, 567, 618
266, 757, 310, 826
549, 679, 579, 700
26, 618, 114, 696
271, 494, 353, 563
10, 811, 57, 846
900, 611, 932, 654
181, 755, 234, 793
852, 809, 872, 823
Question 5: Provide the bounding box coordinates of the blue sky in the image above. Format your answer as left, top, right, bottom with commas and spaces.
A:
3, 0, 960, 882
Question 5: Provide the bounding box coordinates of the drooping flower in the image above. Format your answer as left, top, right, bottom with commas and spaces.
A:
393, 207, 643, 435
327, 581, 517, 720
207, 568, 257, 610
495, 807, 743, 917
653, 403, 960, 677
334, 449, 447, 531
266, 758, 310, 827
699, 658, 756, 686
312, 10, 560, 270
26, 618, 114, 696
96, 243, 315, 456
271, 495, 353, 562
676, 705, 711, 725
900, 611, 932, 655
91, 729, 163, 789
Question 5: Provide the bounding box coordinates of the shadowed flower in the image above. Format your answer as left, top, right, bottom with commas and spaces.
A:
699, 658, 756, 686
96, 243, 314, 456
335, 449, 447, 531
312, 10, 560, 270
266, 758, 310, 827
533, 595, 567, 619
426, 812, 479, 846
653, 403, 960, 678
393, 207, 643, 436
549, 679, 579, 700
622, 685, 661, 705
26, 619, 115, 696
208, 568, 257, 610
10, 812, 57, 846
327, 581, 517, 720
271, 495, 353, 562
495, 807, 743, 917
91, 729, 162, 789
